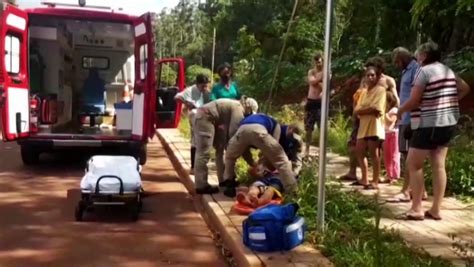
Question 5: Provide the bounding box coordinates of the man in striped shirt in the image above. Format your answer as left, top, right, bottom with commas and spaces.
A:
397, 42, 470, 220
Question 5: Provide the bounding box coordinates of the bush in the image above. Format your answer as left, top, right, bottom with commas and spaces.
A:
178, 115, 191, 139
289, 164, 452, 267
312, 110, 351, 155
271, 105, 351, 156
271, 104, 305, 125
186, 65, 213, 85
159, 64, 178, 87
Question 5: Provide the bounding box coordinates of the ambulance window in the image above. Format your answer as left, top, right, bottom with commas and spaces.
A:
139, 44, 147, 80
82, 56, 109, 70
4, 35, 20, 74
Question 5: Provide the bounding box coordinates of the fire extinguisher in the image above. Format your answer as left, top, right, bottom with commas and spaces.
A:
29, 95, 41, 133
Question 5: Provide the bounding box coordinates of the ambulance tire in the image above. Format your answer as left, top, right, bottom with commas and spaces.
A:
137, 145, 147, 165
21, 145, 40, 165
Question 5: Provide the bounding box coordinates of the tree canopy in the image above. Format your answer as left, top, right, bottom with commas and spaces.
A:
155, 0, 474, 104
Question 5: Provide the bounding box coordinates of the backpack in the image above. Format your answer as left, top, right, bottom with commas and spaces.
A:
242, 203, 305, 252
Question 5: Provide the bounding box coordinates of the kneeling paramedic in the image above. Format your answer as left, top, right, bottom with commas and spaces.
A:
194, 97, 258, 194
258, 123, 303, 178
222, 113, 298, 197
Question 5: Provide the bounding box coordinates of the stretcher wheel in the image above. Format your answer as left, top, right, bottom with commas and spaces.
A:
130, 204, 140, 221
75, 202, 85, 221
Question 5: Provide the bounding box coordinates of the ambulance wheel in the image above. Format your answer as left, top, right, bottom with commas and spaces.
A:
137, 145, 147, 165
21, 146, 40, 165
75, 202, 85, 222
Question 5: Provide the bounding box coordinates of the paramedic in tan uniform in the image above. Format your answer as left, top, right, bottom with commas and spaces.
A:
194, 97, 258, 194
221, 114, 298, 197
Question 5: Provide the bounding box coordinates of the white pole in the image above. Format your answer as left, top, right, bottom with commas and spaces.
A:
317, 0, 335, 232
211, 27, 216, 85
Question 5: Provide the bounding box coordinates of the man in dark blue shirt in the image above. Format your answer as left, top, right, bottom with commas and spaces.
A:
221, 114, 298, 197
277, 124, 303, 176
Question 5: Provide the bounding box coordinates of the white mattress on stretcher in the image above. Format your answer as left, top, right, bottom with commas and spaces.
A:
80, 155, 142, 194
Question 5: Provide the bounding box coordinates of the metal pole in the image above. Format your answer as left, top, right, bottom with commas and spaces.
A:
317, 0, 335, 232
266, 0, 299, 110
211, 27, 216, 84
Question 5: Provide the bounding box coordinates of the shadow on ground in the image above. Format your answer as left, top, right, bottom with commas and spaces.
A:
0, 141, 227, 267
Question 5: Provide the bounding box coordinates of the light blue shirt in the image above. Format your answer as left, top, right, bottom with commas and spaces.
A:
399, 59, 420, 125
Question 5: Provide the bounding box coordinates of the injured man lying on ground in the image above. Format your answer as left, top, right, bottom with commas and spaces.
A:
233, 159, 286, 215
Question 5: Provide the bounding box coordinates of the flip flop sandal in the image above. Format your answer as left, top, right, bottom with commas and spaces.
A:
424, 211, 442, 220
396, 213, 425, 221
339, 174, 358, 181
351, 181, 367, 186
386, 194, 411, 203
363, 184, 378, 190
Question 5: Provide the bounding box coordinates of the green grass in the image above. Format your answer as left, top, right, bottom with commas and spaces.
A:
178, 115, 192, 139
315, 111, 352, 156
288, 164, 453, 267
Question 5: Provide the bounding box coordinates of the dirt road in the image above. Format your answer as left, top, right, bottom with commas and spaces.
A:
0, 139, 227, 267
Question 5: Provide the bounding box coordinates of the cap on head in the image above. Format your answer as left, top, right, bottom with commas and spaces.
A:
240, 96, 259, 115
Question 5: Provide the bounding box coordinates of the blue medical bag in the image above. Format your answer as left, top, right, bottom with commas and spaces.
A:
242, 203, 305, 252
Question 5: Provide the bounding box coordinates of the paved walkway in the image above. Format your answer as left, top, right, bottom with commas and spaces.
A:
306, 146, 474, 267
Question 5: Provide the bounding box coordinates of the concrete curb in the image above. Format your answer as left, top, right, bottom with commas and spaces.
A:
157, 129, 333, 267
157, 130, 262, 267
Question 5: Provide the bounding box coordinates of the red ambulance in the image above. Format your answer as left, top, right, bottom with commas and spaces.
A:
0, 2, 184, 165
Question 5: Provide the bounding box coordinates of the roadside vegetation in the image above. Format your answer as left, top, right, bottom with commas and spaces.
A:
288, 164, 451, 267
169, 0, 472, 264
177, 118, 455, 266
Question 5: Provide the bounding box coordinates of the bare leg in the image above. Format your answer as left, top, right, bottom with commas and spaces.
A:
257, 189, 276, 207
368, 140, 381, 186
356, 139, 369, 185
400, 152, 410, 193
428, 147, 448, 218
406, 148, 430, 216
341, 145, 358, 179
237, 186, 260, 206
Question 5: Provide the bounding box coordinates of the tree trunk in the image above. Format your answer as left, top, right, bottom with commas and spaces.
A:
447, 17, 463, 53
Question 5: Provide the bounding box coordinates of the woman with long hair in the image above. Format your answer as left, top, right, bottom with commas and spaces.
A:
353, 63, 387, 190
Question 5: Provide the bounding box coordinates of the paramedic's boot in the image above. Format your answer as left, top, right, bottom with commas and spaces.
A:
195, 184, 219, 195
219, 178, 239, 188
220, 179, 239, 198
223, 186, 237, 198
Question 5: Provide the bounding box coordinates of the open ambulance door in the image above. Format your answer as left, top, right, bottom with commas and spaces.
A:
132, 12, 155, 141
0, 4, 30, 141
155, 58, 185, 129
